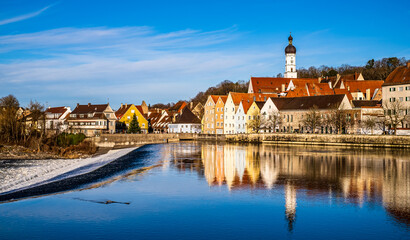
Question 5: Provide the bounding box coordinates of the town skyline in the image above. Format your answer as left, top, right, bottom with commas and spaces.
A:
1, 0, 409, 107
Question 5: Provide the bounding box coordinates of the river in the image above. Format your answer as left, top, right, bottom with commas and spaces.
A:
0, 142, 409, 239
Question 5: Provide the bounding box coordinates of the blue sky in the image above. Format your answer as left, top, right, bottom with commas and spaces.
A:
0, 0, 409, 108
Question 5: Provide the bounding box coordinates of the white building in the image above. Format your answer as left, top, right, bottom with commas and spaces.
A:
235, 100, 251, 134
382, 62, 410, 134
284, 34, 297, 78
45, 106, 71, 133
168, 107, 201, 133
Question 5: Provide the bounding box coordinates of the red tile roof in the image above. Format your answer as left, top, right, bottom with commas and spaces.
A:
230, 92, 277, 105
344, 80, 384, 98
383, 64, 410, 86
45, 106, 68, 114
250, 77, 317, 94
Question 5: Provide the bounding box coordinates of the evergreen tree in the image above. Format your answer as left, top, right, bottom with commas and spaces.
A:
127, 113, 141, 133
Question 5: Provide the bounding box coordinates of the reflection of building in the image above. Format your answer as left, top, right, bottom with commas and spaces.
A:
195, 142, 410, 226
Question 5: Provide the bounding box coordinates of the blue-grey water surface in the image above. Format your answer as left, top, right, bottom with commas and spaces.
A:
0, 142, 409, 240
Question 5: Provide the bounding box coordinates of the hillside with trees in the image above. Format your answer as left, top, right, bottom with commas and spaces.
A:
297, 57, 407, 79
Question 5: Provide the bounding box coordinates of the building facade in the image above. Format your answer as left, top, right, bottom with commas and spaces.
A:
67, 103, 116, 136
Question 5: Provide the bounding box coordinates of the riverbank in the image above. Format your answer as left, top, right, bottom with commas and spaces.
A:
198, 133, 410, 148
0, 146, 140, 196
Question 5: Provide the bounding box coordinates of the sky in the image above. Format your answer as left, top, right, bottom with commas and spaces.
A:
0, 0, 409, 109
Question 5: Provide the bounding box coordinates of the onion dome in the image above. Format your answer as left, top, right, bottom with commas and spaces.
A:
285, 34, 296, 54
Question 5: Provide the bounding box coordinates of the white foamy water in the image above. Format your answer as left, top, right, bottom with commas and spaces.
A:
0, 147, 139, 195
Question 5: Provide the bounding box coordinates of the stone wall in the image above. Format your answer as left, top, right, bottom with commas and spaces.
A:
223, 133, 410, 148
92, 133, 196, 148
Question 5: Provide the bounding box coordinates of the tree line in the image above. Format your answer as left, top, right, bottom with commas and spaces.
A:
296, 57, 407, 80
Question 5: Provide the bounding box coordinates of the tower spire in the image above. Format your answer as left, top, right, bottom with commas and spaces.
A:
284, 33, 297, 78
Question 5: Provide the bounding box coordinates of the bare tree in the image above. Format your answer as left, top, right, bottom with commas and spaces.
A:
327, 104, 353, 134
0, 95, 22, 143
247, 114, 262, 133
27, 100, 46, 152
302, 106, 321, 133
362, 116, 377, 134
261, 110, 282, 133
383, 100, 408, 135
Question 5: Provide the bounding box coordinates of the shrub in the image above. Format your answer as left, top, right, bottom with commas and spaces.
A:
57, 133, 86, 147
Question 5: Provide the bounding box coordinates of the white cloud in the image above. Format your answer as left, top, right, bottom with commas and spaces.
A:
0, 26, 280, 107
0, 5, 52, 26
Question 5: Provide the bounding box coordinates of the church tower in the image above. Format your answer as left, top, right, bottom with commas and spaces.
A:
284, 34, 297, 78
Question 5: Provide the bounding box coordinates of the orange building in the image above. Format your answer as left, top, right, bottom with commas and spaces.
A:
215, 96, 227, 134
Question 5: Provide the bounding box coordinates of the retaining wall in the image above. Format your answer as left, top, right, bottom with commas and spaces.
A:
224, 133, 410, 148
92, 133, 196, 148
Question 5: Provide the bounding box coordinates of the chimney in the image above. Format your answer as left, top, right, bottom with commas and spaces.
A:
77, 103, 80, 107
88, 103, 91, 107
366, 89, 371, 100
190, 102, 193, 109
121, 103, 123, 108
407, 61, 410, 68
347, 86, 350, 91
318, 77, 322, 83
125, 103, 128, 108
281, 84, 285, 92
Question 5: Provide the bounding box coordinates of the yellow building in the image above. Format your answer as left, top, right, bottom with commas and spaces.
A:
246, 101, 264, 133
115, 103, 148, 133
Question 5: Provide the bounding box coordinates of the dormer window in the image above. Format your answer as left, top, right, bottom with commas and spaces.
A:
80, 114, 84, 118
88, 113, 93, 118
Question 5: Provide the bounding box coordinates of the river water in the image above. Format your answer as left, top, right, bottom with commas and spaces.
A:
0, 142, 409, 239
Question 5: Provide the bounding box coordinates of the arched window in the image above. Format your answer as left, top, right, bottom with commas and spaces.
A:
291, 68, 293, 72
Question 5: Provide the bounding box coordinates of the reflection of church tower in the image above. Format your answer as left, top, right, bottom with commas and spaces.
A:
285, 183, 297, 231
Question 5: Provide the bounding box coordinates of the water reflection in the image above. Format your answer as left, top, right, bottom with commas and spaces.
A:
169, 142, 410, 227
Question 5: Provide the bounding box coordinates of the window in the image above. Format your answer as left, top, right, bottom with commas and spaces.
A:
221, 114, 223, 118
131, 110, 135, 113
406, 86, 410, 90
400, 97, 404, 102
142, 123, 145, 127
106, 114, 110, 118
399, 87, 404, 91
80, 114, 84, 118
127, 116, 130, 120
406, 97, 410, 101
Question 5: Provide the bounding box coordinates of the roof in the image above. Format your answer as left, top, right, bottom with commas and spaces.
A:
344, 80, 384, 98
352, 100, 381, 108
115, 104, 132, 119
250, 77, 291, 93
333, 89, 353, 101
270, 94, 347, 110
168, 101, 187, 113
240, 100, 253, 114
71, 104, 108, 114
174, 107, 201, 124
255, 101, 265, 110
219, 96, 228, 104
383, 64, 410, 86
45, 106, 68, 114
230, 92, 277, 105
